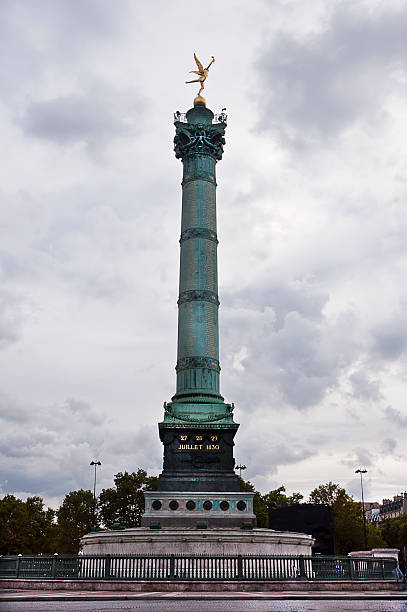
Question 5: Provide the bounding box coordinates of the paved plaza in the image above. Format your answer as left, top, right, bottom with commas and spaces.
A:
1, 597, 407, 611
1, 590, 407, 611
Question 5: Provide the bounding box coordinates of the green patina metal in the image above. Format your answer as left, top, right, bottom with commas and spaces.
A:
180, 227, 218, 243
160, 102, 237, 431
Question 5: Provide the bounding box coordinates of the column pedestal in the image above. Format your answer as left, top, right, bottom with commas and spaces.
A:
141, 491, 255, 528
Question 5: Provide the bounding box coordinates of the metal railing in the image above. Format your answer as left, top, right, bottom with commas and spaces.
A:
0, 554, 399, 581
173, 112, 227, 125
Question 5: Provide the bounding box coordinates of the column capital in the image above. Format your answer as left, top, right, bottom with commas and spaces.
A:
174, 107, 226, 161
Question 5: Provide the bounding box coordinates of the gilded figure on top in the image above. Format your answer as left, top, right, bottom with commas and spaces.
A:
186, 53, 215, 103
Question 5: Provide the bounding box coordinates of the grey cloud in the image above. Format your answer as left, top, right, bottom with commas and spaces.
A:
0, 394, 29, 423
255, 4, 407, 148
0, 393, 161, 500
1, 0, 406, 506
372, 312, 407, 360
62, 397, 104, 427
342, 447, 373, 469
349, 370, 382, 401
224, 279, 328, 330
0, 191, 156, 302
239, 432, 316, 479
223, 282, 360, 410
0, 248, 27, 283
0, 1, 130, 102
0, 290, 26, 348
264, 443, 315, 467
34, 0, 126, 43
0, 430, 58, 459
384, 406, 407, 428
3, 2, 143, 155
0, 432, 93, 498
54, 203, 147, 301
102, 426, 162, 475
346, 476, 373, 501
381, 438, 397, 454
19, 89, 143, 151
0, 395, 104, 429
0, 468, 70, 500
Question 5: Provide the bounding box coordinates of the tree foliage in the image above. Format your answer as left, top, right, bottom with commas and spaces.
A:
381, 515, 407, 549
98, 470, 158, 529
309, 482, 386, 555
56, 489, 94, 554
0, 470, 158, 554
380, 515, 407, 572
240, 478, 303, 528
0, 495, 56, 555
309, 482, 350, 506
25, 496, 57, 554
3, 474, 405, 560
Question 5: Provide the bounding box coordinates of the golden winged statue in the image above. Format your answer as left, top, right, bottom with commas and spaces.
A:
186, 53, 215, 104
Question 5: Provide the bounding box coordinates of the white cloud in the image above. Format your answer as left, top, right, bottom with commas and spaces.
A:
255, 2, 407, 148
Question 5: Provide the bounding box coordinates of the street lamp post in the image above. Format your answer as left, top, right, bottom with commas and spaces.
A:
355, 468, 368, 550
235, 464, 247, 479
90, 460, 101, 526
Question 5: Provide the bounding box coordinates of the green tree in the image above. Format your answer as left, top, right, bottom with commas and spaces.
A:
25, 496, 57, 554
240, 479, 303, 527
366, 521, 387, 549
309, 482, 386, 555
309, 482, 350, 506
239, 478, 266, 525
0, 495, 57, 554
99, 470, 158, 529
309, 482, 360, 554
56, 489, 94, 554
0, 495, 30, 554
264, 487, 304, 508
380, 515, 407, 572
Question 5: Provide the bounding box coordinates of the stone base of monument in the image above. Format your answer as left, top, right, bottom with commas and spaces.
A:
81, 527, 314, 556
141, 491, 256, 529
82, 488, 314, 556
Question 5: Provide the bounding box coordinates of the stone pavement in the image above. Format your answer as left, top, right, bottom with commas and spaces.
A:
1, 589, 407, 601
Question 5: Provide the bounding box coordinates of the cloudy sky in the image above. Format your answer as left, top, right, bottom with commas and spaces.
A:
1, 0, 407, 508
